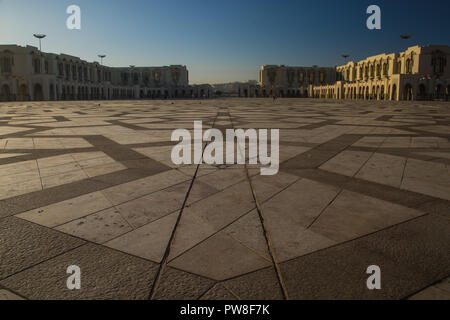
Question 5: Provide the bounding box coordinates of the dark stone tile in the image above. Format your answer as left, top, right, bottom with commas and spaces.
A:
153, 267, 215, 300
200, 284, 237, 300
281, 135, 362, 170
222, 267, 284, 300
0, 243, 159, 300
0, 178, 111, 218
356, 214, 450, 284
0, 217, 85, 280
287, 168, 433, 209
280, 240, 428, 300
121, 158, 171, 172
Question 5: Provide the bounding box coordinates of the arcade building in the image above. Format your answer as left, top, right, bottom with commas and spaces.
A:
0, 44, 212, 102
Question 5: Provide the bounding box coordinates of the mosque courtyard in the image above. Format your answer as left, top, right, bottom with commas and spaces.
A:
0, 98, 449, 300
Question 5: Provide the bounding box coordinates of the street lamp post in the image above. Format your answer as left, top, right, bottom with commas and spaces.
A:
341, 55, 350, 82
400, 34, 411, 51
33, 34, 46, 52
98, 55, 106, 66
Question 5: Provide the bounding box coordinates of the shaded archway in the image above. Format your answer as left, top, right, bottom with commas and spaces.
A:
391, 84, 397, 101
18, 84, 29, 101
403, 84, 413, 101
33, 83, 44, 101
418, 84, 427, 100
435, 84, 443, 99
1, 84, 11, 101
49, 84, 55, 101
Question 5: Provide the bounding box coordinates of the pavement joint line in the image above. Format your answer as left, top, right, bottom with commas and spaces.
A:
164, 206, 257, 264
148, 111, 221, 300
403, 277, 450, 300
227, 108, 289, 301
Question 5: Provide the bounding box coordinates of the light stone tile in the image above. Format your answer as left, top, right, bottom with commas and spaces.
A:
0, 160, 38, 176
0, 126, 32, 136
70, 151, 106, 162
41, 170, 88, 189
0, 153, 28, 159
250, 171, 299, 203
169, 232, 271, 281
380, 137, 411, 148
101, 169, 190, 205
168, 181, 255, 260
262, 178, 341, 228
55, 208, 133, 244
77, 156, 116, 168
310, 190, 424, 242
2, 170, 40, 185
401, 158, 450, 201
320, 151, 373, 177
37, 154, 76, 169
3, 138, 35, 149
83, 162, 126, 178
39, 162, 81, 177
105, 212, 178, 263
115, 181, 191, 229
224, 210, 271, 260
197, 167, 247, 190
356, 153, 407, 188
0, 179, 42, 200
16, 191, 113, 228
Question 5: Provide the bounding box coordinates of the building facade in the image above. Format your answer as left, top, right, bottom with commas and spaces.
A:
312, 45, 450, 101
259, 65, 337, 98
0, 44, 212, 101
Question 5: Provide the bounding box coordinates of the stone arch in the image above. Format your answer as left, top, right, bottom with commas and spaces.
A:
403, 84, 413, 101
33, 83, 44, 101
18, 84, 29, 101
418, 84, 427, 100
392, 84, 397, 101
434, 84, 443, 99
49, 84, 55, 101
1, 84, 11, 101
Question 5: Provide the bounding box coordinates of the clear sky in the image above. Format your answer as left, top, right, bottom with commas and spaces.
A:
1, 0, 449, 84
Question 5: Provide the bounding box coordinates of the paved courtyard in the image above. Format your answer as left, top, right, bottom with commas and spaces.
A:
0, 98, 449, 300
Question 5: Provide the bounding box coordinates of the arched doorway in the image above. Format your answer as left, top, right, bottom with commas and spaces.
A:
1, 84, 11, 101
403, 84, 413, 101
49, 84, 55, 101
435, 84, 443, 99
33, 83, 44, 101
391, 84, 397, 101
418, 84, 427, 100
19, 84, 28, 101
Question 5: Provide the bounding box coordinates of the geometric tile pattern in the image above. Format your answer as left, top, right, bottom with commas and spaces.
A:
0, 99, 449, 300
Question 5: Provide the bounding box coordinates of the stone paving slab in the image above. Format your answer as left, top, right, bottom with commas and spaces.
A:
0, 99, 449, 300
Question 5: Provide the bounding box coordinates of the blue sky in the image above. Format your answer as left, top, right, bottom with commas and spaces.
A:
1, 0, 449, 84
